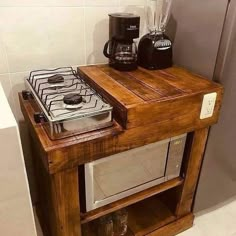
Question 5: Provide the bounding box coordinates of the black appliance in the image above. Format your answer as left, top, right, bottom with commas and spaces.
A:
138, 0, 173, 70
103, 13, 140, 71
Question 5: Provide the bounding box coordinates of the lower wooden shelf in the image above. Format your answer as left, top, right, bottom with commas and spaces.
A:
82, 195, 177, 236
81, 177, 183, 224
128, 197, 175, 235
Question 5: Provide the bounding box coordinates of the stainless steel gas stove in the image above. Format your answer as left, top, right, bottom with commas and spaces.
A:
23, 67, 113, 140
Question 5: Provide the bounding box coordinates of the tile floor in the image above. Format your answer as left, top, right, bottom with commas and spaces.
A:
34, 197, 236, 236
179, 198, 236, 236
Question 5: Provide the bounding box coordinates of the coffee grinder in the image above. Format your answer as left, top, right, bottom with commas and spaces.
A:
138, 0, 173, 70
103, 13, 140, 71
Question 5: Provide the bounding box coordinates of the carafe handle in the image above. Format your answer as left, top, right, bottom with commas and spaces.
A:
103, 40, 112, 58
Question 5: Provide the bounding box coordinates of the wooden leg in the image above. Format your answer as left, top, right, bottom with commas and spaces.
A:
175, 128, 209, 217
31, 137, 81, 236
50, 168, 81, 236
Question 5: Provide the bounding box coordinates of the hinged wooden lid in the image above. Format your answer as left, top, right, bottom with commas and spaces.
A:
78, 65, 223, 130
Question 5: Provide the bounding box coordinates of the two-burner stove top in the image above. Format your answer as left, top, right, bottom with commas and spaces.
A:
24, 67, 113, 140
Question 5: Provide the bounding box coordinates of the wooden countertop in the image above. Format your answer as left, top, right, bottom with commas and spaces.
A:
78, 65, 223, 129
19, 65, 224, 173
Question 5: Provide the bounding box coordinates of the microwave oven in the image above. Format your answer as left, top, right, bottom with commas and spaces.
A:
84, 134, 186, 211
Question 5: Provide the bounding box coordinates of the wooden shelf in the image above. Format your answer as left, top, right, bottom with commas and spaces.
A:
127, 197, 175, 236
82, 195, 176, 236
81, 177, 183, 224
82, 223, 134, 236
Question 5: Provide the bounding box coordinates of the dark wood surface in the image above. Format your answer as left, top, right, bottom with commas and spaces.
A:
127, 197, 176, 236
82, 222, 134, 236
20, 65, 224, 236
146, 213, 194, 236
50, 168, 81, 236
175, 128, 209, 217
82, 213, 193, 236
82, 196, 178, 236
31, 137, 81, 236
32, 133, 81, 236
78, 65, 223, 129
19, 64, 223, 173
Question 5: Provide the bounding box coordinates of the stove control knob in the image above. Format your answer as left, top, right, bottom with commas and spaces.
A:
22, 90, 33, 100
34, 112, 46, 124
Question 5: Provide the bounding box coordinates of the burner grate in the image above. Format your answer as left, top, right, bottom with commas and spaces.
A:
27, 67, 110, 120
25, 66, 113, 139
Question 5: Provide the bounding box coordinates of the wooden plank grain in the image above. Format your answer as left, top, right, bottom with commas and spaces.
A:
128, 197, 176, 236
19, 64, 223, 173
127, 86, 223, 129
32, 144, 81, 236
47, 113, 218, 173
79, 66, 143, 106
175, 128, 209, 217
78, 65, 223, 130
20, 65, 224, 236
147, 214, 194, 236
144, 66, 216, 93
81, 177, 183, 224
167, 66, 212, 84
50, 168, 81, 236
99, 65, 162, 101
128, 68, 183, 97
19, 86, 222, 173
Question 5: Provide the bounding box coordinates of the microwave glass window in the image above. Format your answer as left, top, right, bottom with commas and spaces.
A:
93, 141, 169, 203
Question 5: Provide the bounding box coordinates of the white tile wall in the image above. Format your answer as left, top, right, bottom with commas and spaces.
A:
0, 39, 8, 74
85, 0, 118, 7
9, 72, 29, 121
0, 0, 85, 7
85, 7, 119, 65
120, 0, 147, 6
0, 7, 52, 73
47, 7, 86, 68
0, 75, 13, 107
0, 1, 147, 122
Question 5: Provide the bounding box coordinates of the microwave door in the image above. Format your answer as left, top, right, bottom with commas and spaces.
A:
85, 138, 170, 211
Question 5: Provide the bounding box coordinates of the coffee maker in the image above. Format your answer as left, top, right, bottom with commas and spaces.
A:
103, 13, 140, 71
138, 0, 173, 70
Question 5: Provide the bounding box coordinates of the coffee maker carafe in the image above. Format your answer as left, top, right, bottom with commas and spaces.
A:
103, 13, 140, 71
138, 0, 173, 70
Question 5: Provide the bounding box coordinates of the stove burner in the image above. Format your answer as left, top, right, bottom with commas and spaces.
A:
26, 67, 113, 139
63, 93, 83, 105
48, 75, 64, 84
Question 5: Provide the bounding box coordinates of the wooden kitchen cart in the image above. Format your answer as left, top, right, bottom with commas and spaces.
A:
19, 65, 223, 236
